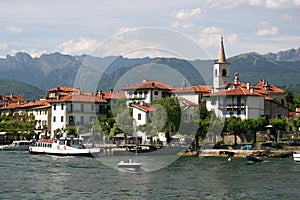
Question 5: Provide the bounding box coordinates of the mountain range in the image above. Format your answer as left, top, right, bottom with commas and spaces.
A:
0, 47, 300, 100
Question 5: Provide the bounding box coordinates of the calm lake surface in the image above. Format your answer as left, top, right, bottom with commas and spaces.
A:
1, 151, 300, 200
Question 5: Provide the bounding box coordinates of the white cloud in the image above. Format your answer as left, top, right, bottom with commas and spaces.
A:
248, 0, 295, 8
294, 0, 300, 5
227, 33, 238, 44
256, 27, 278, 36
9, 48, 46, 58
265, 0, 287, 8
198, 26, 223, 47
248, 0, 263, 6
57, 37, 98, 55
173, 8, 203, 20
171, 8, 204, 29
5, 26, 23, 34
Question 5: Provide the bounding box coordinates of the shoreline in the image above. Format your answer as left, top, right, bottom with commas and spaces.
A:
198, 148, 300, 158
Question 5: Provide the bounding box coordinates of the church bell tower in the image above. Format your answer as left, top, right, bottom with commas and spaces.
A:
213, 37, 230, 92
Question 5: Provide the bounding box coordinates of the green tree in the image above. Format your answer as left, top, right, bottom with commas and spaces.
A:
152, 97, 181, 135
284, 90, 295, 110
226, 117, 244, 145
270, 118, 287, 142
115, 109, 134, 136
242, 117, 266, 144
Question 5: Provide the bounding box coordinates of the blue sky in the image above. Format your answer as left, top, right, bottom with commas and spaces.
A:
0, 0, 299, 60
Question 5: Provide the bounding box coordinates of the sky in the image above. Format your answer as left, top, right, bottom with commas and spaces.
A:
1, 0, 300, 60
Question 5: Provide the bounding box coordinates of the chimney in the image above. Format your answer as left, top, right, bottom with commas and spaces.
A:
234, 72, 239, 85
78, 88, 81, 95
181, 80, 186, 88
250, 88, 254, 94
110, 88, 113, 93
247, 82, 250, 90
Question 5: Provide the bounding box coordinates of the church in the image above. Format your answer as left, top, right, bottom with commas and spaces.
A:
205, 37, 288, 120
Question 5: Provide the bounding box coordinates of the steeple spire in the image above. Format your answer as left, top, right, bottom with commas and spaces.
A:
217, 37, 227, 64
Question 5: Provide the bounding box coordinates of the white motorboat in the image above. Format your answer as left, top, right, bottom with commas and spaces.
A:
29, 137, 100, 157
0, 140, 32, 151
293, 152, 300, 162
117, 159, 142, 171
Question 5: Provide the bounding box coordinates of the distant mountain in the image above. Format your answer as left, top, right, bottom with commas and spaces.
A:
0, 79, 45, 100
264, 47, 300, 62
1, 48, 300, 97
0, 52, 149, 91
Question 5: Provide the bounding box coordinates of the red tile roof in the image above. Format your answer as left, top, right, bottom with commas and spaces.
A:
205, 86, 261, 97
264, 96, 275, 101
52, 93, 107, 103
123, 80, 178, 91
253, 80, 285, 94
173, 85, 212, 93
103, 92, 126, 99
0, 103, 24, 110
132, 104, 156, 112
0, 95, 25, 104
19, 100, 50, 108
180, 99, 198, 106
47, 86, 79, 93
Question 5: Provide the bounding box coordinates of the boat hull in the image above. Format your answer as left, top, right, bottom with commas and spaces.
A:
293, 152, 300, 162
117, 160, 142, 171
29, 146, 100, 157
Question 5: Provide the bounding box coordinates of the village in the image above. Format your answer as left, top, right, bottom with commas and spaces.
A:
0, 38, 300, 157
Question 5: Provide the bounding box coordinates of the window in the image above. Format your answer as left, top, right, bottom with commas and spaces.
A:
70, 104, 73, 112
80, 116, 84, 125
69, 116, 74, 123
91, 104, 95, 111
138, 113, 141, 120
39, 110, 42, 115
154, 90, 159, 95
53, 104, 56, 110
215, 69, 218, 77
53, 116, 56, 122
61, 104, 64, 110
81, 104, 84, 112
61, 116, 64, 122
222, 69, 227, 77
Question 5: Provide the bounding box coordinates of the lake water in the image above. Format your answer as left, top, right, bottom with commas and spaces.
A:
1, 151, 300, 200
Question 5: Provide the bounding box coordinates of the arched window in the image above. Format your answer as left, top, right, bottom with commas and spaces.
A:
222, 69, 227, 77
215, 69, 218, 77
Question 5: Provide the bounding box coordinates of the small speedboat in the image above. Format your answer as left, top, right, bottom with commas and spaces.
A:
117, 159, 142, 171
293, 152, 300, 162
246, 155, 263, 162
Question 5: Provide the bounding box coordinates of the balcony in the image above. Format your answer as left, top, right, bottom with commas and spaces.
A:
219, 103, 245, 110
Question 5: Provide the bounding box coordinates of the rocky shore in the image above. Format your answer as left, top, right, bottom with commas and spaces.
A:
198, 143, 300, 158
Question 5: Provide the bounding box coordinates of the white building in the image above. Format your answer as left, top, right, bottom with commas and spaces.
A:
50, 91, 107, 138
123, 80, 176, 105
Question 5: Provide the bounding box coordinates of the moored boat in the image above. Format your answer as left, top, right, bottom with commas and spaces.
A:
293, 152, 300, 162
117, 159, 142, 171
29, 137, 100, 156
246, 155, 263, 162
0, 140, 33, 151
